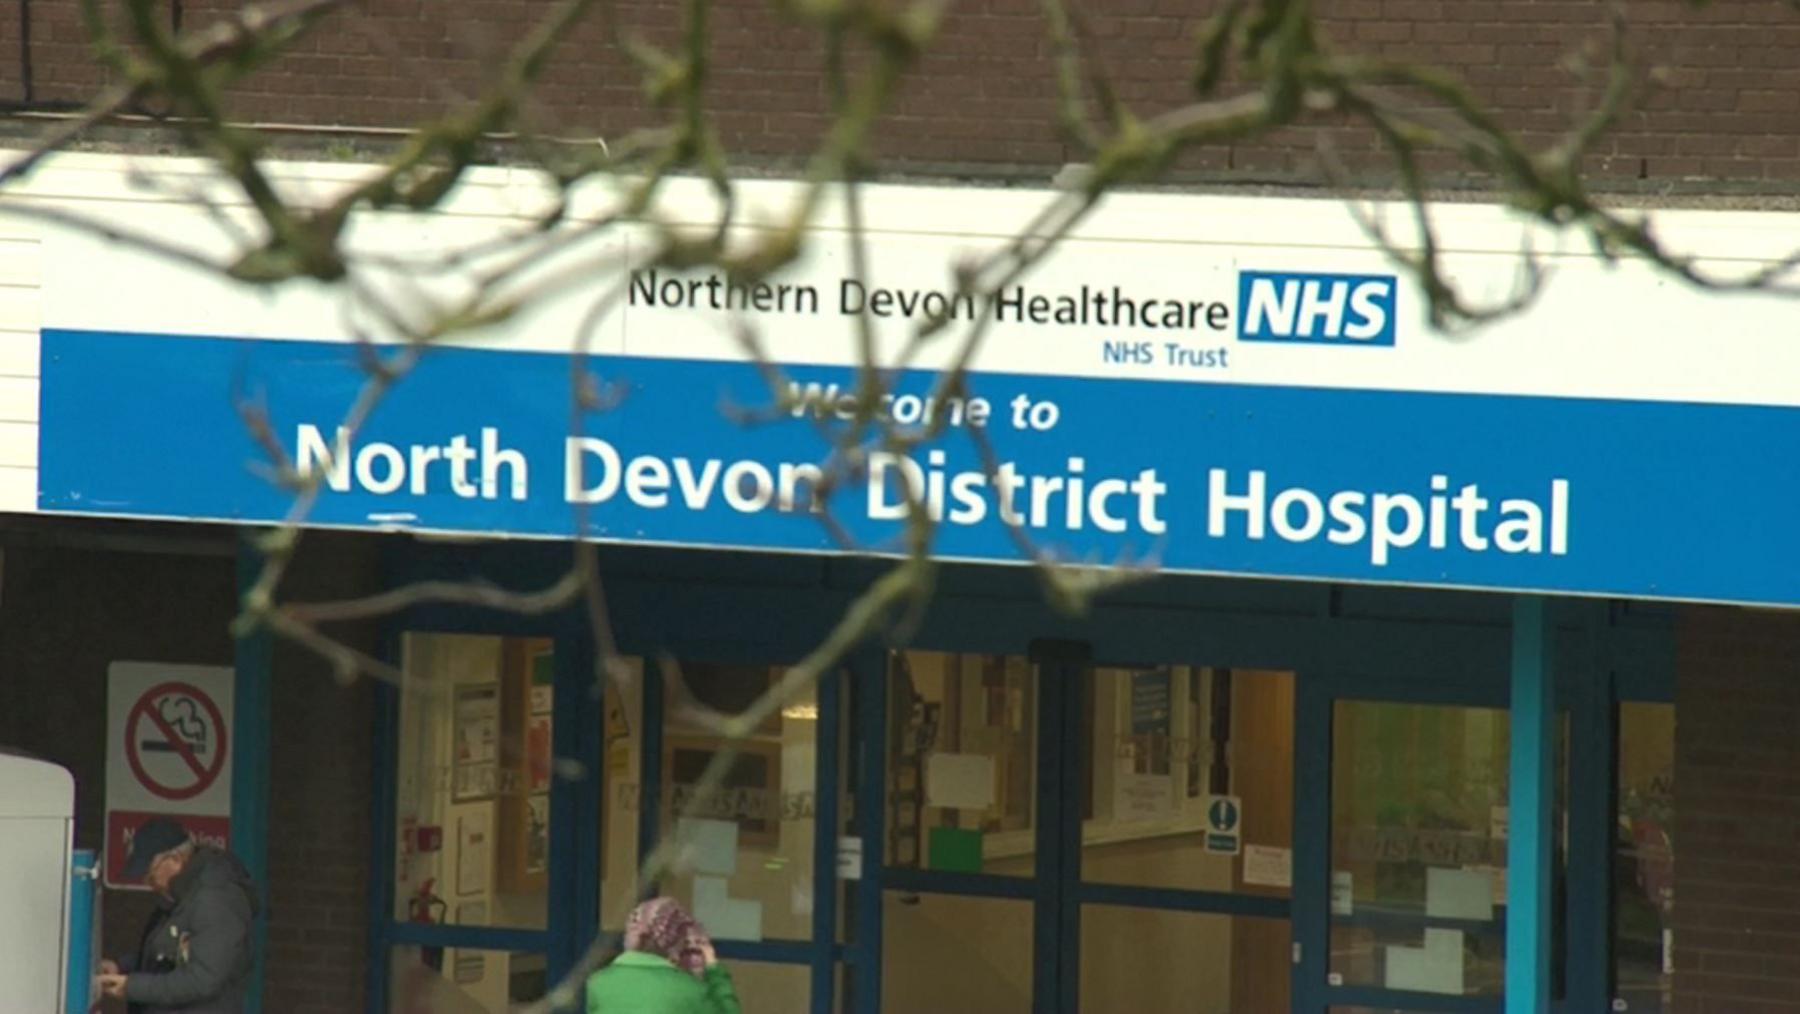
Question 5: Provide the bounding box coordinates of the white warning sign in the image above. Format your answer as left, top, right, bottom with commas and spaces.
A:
105, 661, 235, 888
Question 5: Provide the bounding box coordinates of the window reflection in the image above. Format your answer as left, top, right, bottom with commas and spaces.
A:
656, 662, 819, 942
1615, 702, 1675, 1012
1328, 701, 1567, 998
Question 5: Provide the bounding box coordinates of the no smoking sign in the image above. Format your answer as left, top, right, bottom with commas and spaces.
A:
105, 662, 235, 888
127, 681, 229, 800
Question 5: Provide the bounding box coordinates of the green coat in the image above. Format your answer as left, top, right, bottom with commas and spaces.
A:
586, 951, 742, 1014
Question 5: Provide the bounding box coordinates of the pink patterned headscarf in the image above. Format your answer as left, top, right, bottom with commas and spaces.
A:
624, 897, 711, 978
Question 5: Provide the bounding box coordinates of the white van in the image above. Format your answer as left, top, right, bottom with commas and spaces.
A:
0, 752, 99, 1014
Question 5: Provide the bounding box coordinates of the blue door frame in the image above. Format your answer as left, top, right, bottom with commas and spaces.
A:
622, 638, 851, 1002
363, 545, 867, 1013
1293, 670, 1521, 1012
355, 542, 1673, 1014
366, 606, 597, 1013
1289, 603, 1633, 1013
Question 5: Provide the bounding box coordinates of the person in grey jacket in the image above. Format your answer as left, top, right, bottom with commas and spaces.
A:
96, 817, 261, 1014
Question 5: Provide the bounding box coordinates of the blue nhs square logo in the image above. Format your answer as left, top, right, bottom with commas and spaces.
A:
1237, 271, 1398, 346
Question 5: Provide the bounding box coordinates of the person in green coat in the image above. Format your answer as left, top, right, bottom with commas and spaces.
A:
587, 897, 742, 1014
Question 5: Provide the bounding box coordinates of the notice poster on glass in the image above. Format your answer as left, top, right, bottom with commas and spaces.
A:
452, 902, 488, 984
525, 794, 549, 875
456, 812, 491, 896
526, 715, 553, 794
1129, 670, 1172, 737
1113, 769, 1175, 822
1112, 669, 1177, 823
1243, 844, 1293, 888
454, 683, 500, 801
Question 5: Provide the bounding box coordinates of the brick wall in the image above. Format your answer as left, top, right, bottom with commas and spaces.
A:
0, 525, 380, 1014
1674, 607, 1800, 1013
0, 537, 237, 984
262, 532, 383, 1014
8, 0, 1800, 187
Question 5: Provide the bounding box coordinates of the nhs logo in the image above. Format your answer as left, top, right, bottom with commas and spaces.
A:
1237, 271, 1398, 346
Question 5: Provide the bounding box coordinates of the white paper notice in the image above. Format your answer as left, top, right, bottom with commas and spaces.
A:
1331, 871, 1354, 916
693, 875, 765, 941
677, 817, 740, 877
1426, 867, 1494, 922
692, 878, 731, 932
926, 753, 995, 811
1467, 863, 1508, 906
837, 836, 864, 880
1113, 771, 1175, 823
716, 898, 764, 941
1384, 928, 1464, 994
1425, 927, 1463, 959
455, 812, 490, 896
1242, 845, 1292, 888
694, 874, 729, 912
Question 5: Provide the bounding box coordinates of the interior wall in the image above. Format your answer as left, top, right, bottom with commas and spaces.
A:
883, 891, 1035, 1013
1230, 669, 1295, 1014
395, 633, 532, 1012
600, 658, 643, 934
1072, 666, 1231, 1014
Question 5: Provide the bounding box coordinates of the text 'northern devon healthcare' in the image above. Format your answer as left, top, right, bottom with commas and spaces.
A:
628, 269, 1235, 331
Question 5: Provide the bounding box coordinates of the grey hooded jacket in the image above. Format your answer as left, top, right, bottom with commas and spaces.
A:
123, 846, 261, 1014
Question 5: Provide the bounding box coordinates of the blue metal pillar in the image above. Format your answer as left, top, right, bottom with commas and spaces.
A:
231, 540, 273, 1014
552, 624, 600, 987
808, 660, 842, 1013
849, 646, 886, 1014
637, 658, 664, 899
1506, 595, 1553, 1014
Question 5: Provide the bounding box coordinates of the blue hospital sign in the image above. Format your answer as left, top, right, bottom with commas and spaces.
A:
28, 181, 1800, 610
30, 324, 1800, 608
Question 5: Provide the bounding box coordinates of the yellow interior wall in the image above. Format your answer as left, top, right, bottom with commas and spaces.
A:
394, 634, 517, 1012
1620, 702, 1675, 795
882, 891, 1035, 1013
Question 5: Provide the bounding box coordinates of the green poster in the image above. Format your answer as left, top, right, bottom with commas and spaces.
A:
927, 827, 984, 873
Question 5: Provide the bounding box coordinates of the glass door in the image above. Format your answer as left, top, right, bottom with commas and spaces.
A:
1611, 697, 1673, 1014
638, 655, 832, 1013
1297, 679, 1567, 1013
383, 631, 569, 1013
878, 649, 1043, 1014
580, 640, 855, 1014
873, 651, 1299, 1014
1075, 664, 1295, 1014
